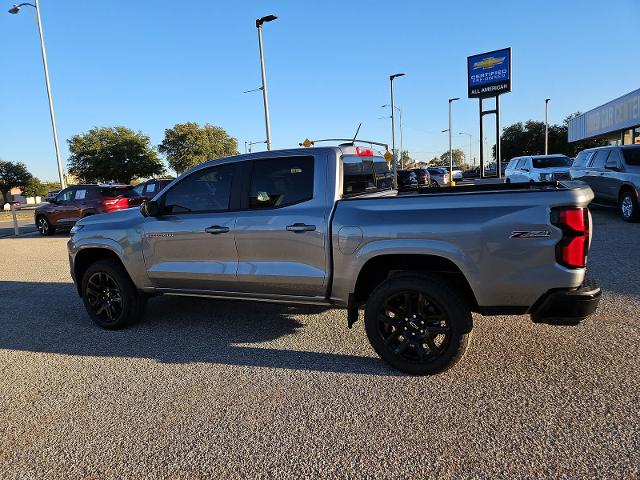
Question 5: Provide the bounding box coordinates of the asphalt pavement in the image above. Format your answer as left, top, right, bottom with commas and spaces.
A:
0, 207, 638, 479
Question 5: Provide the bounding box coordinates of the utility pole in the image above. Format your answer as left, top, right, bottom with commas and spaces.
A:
256, 15, 277, 151
448, 98, 460, 186
545, 98, 550, 155
9, 1, 66, 188
389, 73, 405, 188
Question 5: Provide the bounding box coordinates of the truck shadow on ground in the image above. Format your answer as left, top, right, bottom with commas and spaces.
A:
0, 281, 398, 376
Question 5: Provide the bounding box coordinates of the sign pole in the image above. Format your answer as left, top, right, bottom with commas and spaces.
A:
496, 95, 501, 179
479, 98, 484, 179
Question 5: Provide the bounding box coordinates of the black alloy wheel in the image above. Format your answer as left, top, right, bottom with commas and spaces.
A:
85, 271, 123, 325
364, 275, 471, 375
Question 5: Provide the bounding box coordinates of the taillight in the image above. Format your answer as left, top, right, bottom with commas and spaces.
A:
355, 146, 374, 157
551, 207, 590, 268
102, 197, 129, 209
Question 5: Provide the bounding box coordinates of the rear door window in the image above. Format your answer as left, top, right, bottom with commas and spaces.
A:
248, 156, 314, 209
74, 189, 87, 200
589, 150, 609, 169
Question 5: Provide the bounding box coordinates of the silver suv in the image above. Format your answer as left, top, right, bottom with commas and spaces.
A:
570, 145, 640, 222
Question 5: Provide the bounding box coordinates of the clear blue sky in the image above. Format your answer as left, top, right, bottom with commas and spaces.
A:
1, 0, 638, 180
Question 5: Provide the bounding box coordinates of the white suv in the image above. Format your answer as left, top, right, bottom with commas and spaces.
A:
504, 155, 572, 183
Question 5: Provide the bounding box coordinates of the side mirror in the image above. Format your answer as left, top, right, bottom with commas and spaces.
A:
140, 200, 160, 217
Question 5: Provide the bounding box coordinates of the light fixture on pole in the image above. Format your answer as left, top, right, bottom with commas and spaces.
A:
448, 98, 460, 186
459, 132, 473, 167
9, 1, 66, 188
256, 14, 277, 151
544, 98, 550, 155
389, 73, 405, 188
381, 104, 403, 168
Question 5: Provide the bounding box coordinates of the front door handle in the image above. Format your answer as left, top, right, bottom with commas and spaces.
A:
286, 223, 316, 233
205, 225, 230, 234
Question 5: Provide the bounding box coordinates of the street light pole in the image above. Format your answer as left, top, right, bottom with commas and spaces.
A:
544, 98, 550, 155
448, 98, 460, 186
381, 104, 404, 168
9, 1, 66, 188
459, 132, 473, 168
389, 73, 405, 189
256, 15, 277, 151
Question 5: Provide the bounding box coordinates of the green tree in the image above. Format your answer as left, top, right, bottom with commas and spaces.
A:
0, 160, 32, 203
440, 148, 465, 166
23, 177, 47, 197
68, 126, 164, 184
159, 122, 239, 174
498, 115, 609, 161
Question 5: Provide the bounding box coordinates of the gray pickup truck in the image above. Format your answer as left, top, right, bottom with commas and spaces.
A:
67, 144, 601, 375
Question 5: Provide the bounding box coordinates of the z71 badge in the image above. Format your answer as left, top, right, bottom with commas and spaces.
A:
510, 230, 551, 239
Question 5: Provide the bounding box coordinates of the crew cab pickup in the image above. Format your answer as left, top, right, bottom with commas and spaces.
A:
68, 145, 601, 375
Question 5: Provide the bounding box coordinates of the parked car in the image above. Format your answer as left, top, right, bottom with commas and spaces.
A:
452, 168, 463, 181
7, 200, 22, 209
68, 144, 600, 375
133, 178, 174, 201
409, 168, 434, 188
35, 184, 143, 235
44, 189, 60, 202
427, 167, 451, 186
504, 155, 572, 183
397, 170, 419, 191
570, 145, 640, 222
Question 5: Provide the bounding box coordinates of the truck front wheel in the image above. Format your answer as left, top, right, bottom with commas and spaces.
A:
81, 259, 146, 329
364, 274, 471, 375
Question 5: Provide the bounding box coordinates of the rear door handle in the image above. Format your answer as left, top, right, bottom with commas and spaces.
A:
205, 225, 230, 234
286, 223, 316, 233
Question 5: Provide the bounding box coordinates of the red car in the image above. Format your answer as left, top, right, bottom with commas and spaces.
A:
34, 184, 142, 235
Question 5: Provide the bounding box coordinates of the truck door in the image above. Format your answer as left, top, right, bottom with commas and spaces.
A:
142, 162, 240, 291
234, 154, 329, 297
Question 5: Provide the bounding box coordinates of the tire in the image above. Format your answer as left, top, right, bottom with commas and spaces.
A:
430, 180, 439, 188
505, 178, 511, 184
364, 274, 472, 375
619, 190, 640, 222
36, 215, 56, 236
81, 259, 146, 329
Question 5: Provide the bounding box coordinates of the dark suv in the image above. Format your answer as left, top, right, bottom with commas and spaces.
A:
570, 145, 640, 222
133, 178, 174, 201
35, 184, 143, 235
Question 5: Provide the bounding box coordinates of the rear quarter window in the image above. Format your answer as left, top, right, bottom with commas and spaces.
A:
622, 146, 640, 166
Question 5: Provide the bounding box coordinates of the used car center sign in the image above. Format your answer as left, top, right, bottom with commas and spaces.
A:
467, 48, 512, 98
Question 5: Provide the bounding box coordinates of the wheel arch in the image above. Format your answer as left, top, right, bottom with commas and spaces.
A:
73, 247, 130, 297
352, 253, 478, 310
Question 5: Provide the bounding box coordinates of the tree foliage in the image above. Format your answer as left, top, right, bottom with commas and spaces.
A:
498, 114, 609, 161
67, 126, 164, 184
439, 148, 465, 166
159, 122, 239, 174
0, 160, 32, 203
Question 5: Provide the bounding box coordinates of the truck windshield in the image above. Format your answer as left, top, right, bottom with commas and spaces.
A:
342, 155, 392, 196
532, 157, 570, 168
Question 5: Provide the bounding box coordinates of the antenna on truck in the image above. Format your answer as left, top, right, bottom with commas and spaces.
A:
351, 123, 362, 145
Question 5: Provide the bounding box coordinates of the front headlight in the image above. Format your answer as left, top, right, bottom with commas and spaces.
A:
70, 224, 84, 235
539, 173, 552, 181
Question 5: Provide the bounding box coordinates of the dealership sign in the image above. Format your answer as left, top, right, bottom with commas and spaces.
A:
467, 48, 512, 98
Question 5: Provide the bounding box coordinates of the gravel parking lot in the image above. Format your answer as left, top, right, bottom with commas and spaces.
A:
1, 207, 638, 479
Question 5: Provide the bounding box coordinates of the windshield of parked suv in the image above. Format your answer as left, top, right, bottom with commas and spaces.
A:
532, 157, 570, 168
622, 146, 640, 166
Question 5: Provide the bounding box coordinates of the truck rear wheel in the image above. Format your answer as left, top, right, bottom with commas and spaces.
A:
81, 259, 146, 329
364, 274, 471, 375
